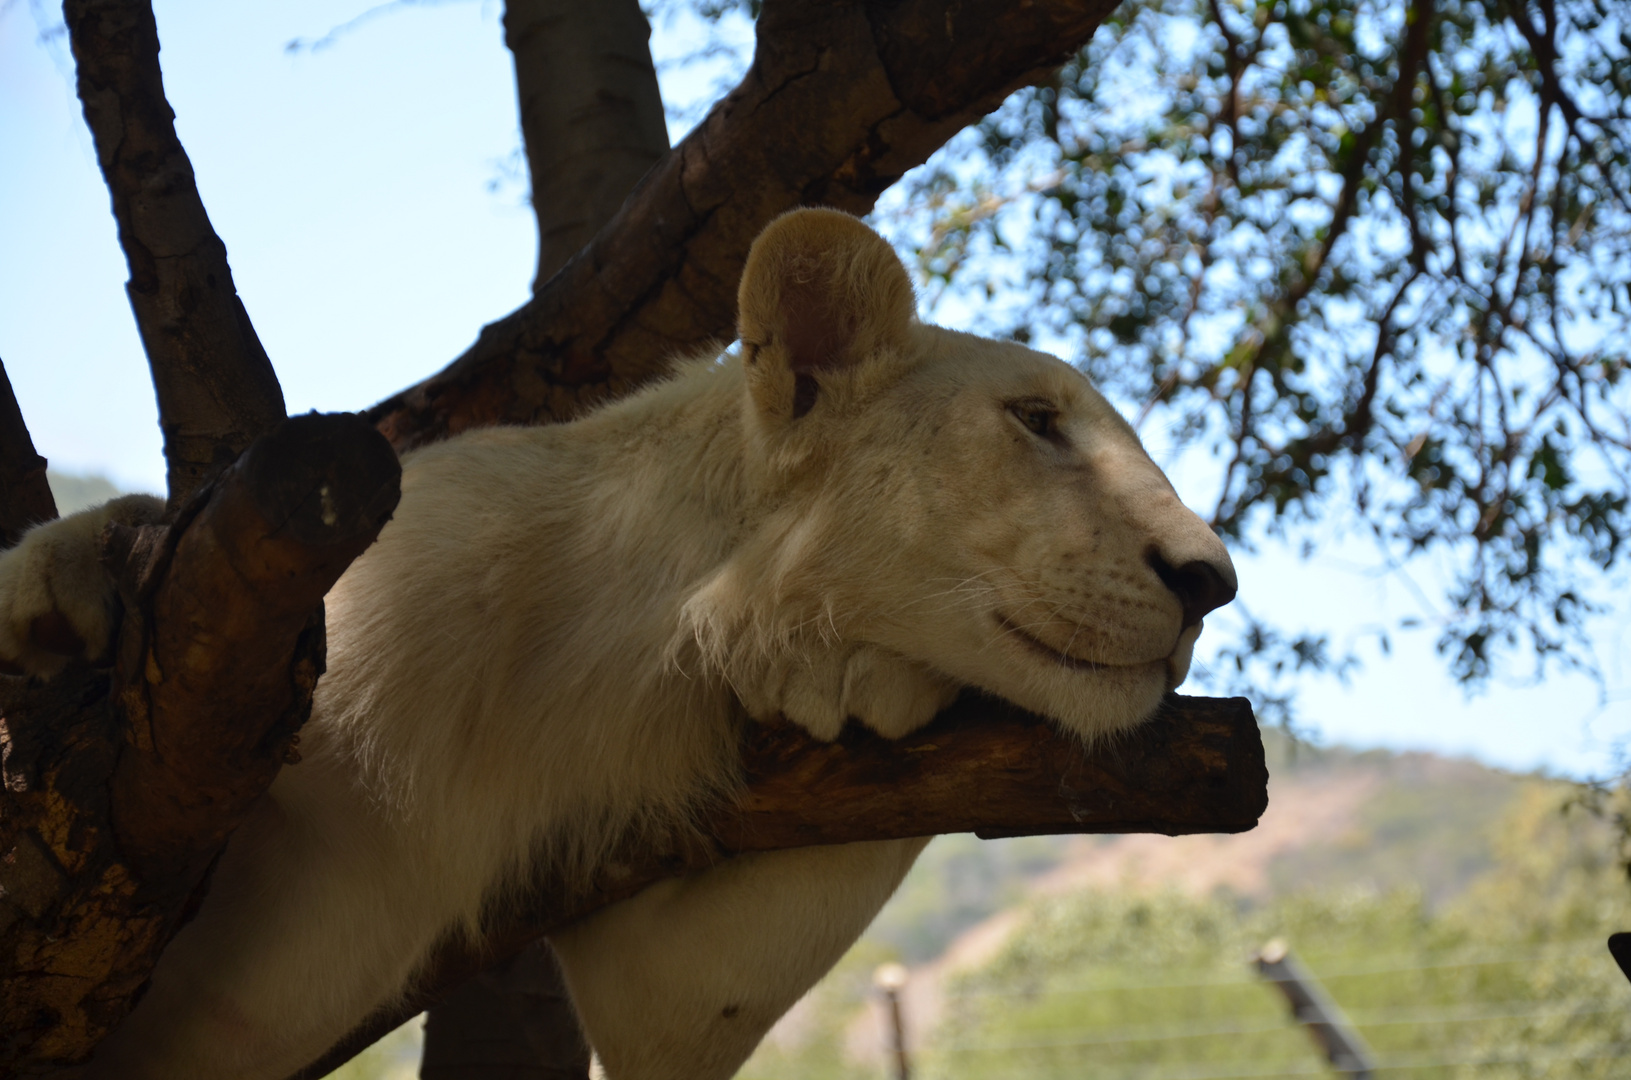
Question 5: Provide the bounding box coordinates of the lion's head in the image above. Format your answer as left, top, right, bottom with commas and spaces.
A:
687, 208, 1236, 740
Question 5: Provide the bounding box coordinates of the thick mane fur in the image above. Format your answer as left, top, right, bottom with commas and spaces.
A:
309, 353, 764, 921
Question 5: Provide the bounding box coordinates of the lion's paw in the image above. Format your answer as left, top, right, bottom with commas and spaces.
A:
837, 647, 959, 739
748, 645, 958, 741
0, 494, 163, 678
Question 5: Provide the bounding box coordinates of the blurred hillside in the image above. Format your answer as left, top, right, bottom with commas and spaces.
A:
862, 729, 1526, 967
743, 738, 1631, 1080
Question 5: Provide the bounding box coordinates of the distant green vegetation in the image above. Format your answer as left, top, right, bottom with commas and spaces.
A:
319, 1020, 421, 1080
742, 782, 1631, 1079
867, 832, 1075, 963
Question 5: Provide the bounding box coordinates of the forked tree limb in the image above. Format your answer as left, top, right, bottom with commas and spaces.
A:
0, 7, 401, 1069
63, 0, 286, 505
366, 0, 1120, 450
109, 414, 401, 887
0, 413, 400, 1075
292, 694, 1266, 1079
0, 360, 58, 548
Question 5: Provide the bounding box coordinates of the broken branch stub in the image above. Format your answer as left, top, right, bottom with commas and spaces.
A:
113, 412, 402, 887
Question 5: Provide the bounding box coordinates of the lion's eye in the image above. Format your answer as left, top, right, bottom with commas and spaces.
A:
1011, 403, 1060, 439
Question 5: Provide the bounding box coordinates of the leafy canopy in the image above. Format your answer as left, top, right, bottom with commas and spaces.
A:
885, 0, 1631, 694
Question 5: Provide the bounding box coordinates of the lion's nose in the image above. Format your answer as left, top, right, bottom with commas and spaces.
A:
1147, 552, 1237, 629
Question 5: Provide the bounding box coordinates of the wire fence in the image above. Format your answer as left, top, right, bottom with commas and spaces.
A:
937, 939, 1613, 1000
931, 997, 1626, 1053
856, 938, 1631, 1080
936, 1043, 1631, 1080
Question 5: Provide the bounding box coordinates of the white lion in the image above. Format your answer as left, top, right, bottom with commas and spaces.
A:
0, 209, 1235, 1079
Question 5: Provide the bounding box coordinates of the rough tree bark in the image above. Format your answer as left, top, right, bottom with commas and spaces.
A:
0, 2, 402, 1074
0, 1, 1269, 1076
64, 0, 285, 506
0, 416, 398, 1075
507, 0, 671, 289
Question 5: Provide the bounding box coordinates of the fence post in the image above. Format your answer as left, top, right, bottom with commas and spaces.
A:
1253, 939, 1375, 1079
873, 962, 911, 1080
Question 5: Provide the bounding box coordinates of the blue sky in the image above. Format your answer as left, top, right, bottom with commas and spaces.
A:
1, 0, 1626, 777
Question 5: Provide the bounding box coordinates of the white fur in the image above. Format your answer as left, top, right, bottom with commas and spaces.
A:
0, 211, 1234, 1079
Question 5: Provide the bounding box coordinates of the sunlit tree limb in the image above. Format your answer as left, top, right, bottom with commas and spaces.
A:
63, 0, 285, 505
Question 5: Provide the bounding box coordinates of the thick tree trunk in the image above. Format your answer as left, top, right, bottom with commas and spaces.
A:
420, 946, 591, 1080
0, 413, 398, 1076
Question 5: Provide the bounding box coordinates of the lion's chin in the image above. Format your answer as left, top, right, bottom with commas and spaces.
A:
1165, 621, 1203, 690
991, 657, 1170, 743
984, 613, 1201, 738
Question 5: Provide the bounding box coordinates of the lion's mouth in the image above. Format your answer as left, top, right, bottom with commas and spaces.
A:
996, 614, 1107, 672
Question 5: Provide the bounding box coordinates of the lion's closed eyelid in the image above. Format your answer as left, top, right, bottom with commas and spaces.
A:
1005, 398, 1064, 441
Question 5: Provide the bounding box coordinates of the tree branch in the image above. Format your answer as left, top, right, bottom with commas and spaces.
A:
0, 414, 399, 1076
292, 693, 1265, 1078
507, 0, 671, 290
109, 414, 401, 886
423, 3, 675, 1070
367, 0, 1120, 450
0, 360, 58, 548
63, 0, 286, 504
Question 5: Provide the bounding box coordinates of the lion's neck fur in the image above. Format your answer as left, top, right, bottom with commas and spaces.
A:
285, 353, 775, 930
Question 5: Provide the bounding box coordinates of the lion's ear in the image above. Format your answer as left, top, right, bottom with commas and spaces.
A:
737, 208, 916, 420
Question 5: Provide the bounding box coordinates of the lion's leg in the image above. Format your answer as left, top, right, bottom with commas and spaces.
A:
85, 774, 448, 1080
550, 837, 928, 1080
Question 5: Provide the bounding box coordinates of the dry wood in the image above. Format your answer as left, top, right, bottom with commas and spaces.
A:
0, 414, 400, 1076
63, 0, 286, 505
366, 0, 1120, 451
292, 693, 1265, 1078
0, 360, 58, 548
